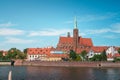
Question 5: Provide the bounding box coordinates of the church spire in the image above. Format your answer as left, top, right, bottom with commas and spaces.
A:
74, 16, 77, 29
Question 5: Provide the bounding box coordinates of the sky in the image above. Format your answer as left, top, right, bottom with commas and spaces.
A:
0, 0, 120, 51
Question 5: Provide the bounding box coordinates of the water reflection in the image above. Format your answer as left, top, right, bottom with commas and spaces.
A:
0, 66, 120, 80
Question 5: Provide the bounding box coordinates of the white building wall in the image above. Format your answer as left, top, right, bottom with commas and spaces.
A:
106, 46, 117, 56
87, 50, 94, 58
27, 54, 47, 61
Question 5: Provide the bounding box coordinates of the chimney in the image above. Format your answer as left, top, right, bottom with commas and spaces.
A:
67, 32, 70, 37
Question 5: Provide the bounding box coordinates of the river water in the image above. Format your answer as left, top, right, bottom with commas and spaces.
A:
0, 66, 120, 80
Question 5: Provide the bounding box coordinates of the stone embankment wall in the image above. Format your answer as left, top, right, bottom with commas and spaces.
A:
0, 62, 11, 65
22, 61, 120, 67
23, 61, 98, 67
1, 60, 120, 67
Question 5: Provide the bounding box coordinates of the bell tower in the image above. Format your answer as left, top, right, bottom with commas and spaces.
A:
73, 17, 79, 52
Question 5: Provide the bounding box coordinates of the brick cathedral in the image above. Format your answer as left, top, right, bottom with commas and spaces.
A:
56, 17, 93, 53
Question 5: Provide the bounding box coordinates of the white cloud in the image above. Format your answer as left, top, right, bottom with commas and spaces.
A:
79, 13, 117, 22
80, 32, 86, 36
0, 22, 16, 27
0, 28, 24, 36
65, 13, 117, 24
86, 29, 111, 34
79, 15, 106, 22
103, 35, 118, 39
28, 28, 72, 36
111, 23, 120, 33
85, 22, 120, 35
5, 37, 36, 44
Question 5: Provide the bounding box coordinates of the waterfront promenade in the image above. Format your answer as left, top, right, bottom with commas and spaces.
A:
22, 61, 120, 67
1, 60, 120, 67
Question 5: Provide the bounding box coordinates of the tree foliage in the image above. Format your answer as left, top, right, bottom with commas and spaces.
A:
23, 48, 28, 54
90, 54, 102, 61
0, 51, 3, 58
80, 50, 87, 61
69, 50, 77, 60
118, 48, 120, 54
76, 54, 82, 61
90, 50, 107, 61
69, 50, 82, 61
101, 50, 107, 61
0, 51, 3, 61
6, 48, 26, 59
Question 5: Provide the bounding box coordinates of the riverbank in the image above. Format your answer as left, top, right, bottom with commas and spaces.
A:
0, 60, 120, 67
0, 62, 11, 65
1, 60, 120, 67
22, 61, 120, 67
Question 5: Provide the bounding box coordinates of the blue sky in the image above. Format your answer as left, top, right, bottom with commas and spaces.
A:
0, 0, 120, 51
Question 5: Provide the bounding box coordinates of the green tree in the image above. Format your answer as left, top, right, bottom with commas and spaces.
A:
0, 51, 3, 61
18, 53, 26, 59
0, 51, 3, 58
90, 54, 102, 61
80, 50, 87, 61
118, 48, 120, 54
75, 54, 82, 61
23, 48, 28, 54
101, 50, 107, 61
6, 48, 26, 59
69, 50, 77, 60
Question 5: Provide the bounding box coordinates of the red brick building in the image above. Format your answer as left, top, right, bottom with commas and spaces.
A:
56, 17, 93, 53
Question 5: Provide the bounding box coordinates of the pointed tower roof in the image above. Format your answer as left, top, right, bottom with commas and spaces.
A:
74, 16, 77, 29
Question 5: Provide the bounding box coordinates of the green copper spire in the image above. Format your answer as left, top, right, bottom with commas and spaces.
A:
74, 16, 77, 29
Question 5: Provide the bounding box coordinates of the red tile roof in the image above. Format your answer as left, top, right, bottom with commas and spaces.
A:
114, 53, 120, 57
79, 37, 93, 47
59, 36, 93, 47
27, 48, 52, 55
91, 46, 108, 53
59, 37, 73, 43
27, 48, 68, 58
76, 48, 90, 54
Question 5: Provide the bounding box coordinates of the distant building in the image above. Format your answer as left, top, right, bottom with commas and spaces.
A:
0, 50, 7, 56
106, 46, 119, 61
87, 46, 120, 61
27, 47, 68, 61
